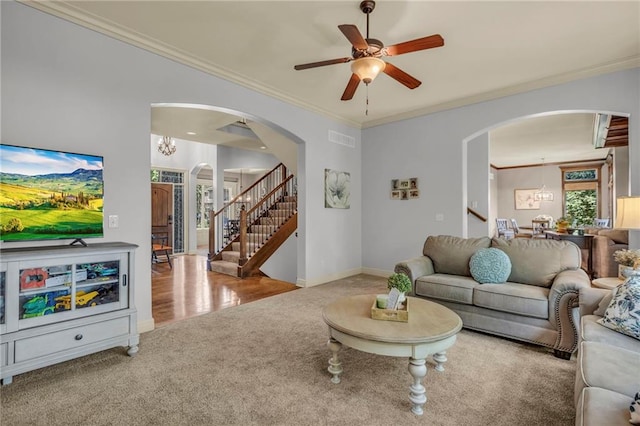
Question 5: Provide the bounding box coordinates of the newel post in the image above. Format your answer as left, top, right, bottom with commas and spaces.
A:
239, 205, 248, 266
208, 209, 215, 259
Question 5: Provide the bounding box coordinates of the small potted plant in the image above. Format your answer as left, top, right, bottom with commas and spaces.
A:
555, 217, 571, 233
613, 249, 640, 279
387, 272, 412, 302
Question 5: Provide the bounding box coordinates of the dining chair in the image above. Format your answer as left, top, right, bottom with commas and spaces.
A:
496, 218, 515, 239
510, 218, 533, 238
151, 234, 173, 269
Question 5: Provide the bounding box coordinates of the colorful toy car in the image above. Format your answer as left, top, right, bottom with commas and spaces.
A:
54, 291, 99, 310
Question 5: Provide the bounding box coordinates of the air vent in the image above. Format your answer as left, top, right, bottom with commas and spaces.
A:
328, 130, 355, 148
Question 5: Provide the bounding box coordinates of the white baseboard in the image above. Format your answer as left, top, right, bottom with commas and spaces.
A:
138, 318, 155, 333
361, 267, 393, 277
297, 267, 364, 287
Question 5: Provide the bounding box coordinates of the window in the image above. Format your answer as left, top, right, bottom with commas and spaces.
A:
560, 164, 602, 226
196, 182, 213, 229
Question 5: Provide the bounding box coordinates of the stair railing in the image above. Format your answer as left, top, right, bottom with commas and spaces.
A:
238, 175, 296, 264
208, 163, 288, 256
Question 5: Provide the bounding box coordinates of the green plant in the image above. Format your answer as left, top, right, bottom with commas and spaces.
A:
387, 273, 411, 293
565, 190, 596, 226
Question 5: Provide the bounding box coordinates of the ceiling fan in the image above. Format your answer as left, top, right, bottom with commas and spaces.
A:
294, 0, 444, 101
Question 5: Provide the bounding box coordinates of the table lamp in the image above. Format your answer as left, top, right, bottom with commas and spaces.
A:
616, 196, 640, 274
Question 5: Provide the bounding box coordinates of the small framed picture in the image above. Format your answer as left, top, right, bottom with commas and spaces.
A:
399, 180, 410, 189
409, 178, 418, 189
391, 190, 402, 200
409, 189, 419, 199
391, 179, 399, 190
401, 190, 409, 200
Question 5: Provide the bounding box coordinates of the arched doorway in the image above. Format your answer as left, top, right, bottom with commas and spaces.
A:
462, 110, 630, 238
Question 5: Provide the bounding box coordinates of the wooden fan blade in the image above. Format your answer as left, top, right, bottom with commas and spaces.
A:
384, 34, 444, 56
338, 24, 368, 50
341, 74, 360, 101
383, 62, 421, 89
294, 57, 352, 70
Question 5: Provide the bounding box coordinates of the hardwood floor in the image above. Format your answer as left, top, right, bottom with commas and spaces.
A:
151, 254, 299, 327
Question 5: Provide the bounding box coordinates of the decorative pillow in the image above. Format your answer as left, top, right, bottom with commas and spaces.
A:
597, 276, 640, 340
631, 392, 640, 425
469, 248, 512, 284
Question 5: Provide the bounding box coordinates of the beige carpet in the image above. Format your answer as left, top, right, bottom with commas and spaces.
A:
0, 274, 576, 425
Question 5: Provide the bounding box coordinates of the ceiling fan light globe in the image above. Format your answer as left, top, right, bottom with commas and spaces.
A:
350, 57, 385, 84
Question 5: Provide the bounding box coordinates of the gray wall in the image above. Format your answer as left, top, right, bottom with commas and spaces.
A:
467, 133, 489, 237
496, 164, 562, 226
1, 2, 362, 331
362, 69, 639, 273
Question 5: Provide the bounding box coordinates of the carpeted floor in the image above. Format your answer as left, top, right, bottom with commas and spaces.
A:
0, 274, 576, 425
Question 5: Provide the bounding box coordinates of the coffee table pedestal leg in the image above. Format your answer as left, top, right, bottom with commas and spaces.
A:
327, 338, 343, 384
408, 357, 427, 415
433, 351, 447, 372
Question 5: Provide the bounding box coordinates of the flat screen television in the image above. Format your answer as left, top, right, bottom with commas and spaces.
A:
0, 144, 104, 243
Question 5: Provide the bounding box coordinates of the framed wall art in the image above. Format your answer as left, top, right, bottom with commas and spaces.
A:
324, 169, 350, 209
390, 177, 419, 200
514, 189, 541, 210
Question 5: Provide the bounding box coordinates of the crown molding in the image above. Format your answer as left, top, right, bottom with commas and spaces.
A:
20, 1, 640, 132
361, 56, 640, 129
20, 1, 362, 129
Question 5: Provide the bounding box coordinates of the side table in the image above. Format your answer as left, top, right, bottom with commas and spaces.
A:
591, 277, 623, 290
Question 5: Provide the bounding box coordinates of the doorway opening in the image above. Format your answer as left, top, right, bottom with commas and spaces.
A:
151, 168, 186, 254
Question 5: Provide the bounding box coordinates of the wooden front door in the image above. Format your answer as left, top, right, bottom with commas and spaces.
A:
151, 183, 173, 249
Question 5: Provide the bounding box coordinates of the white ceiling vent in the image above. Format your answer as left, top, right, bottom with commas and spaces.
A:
328, 130, 355, 148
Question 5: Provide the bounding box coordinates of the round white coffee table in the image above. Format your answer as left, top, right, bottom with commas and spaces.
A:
322, 294, 462, 415
592, 277, 624, 290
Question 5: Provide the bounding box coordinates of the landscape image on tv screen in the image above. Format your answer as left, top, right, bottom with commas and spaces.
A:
0, 144, 104, 242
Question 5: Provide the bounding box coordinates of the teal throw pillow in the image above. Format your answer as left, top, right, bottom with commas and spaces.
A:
598, 276, 640, 340
469, 248, 511, 284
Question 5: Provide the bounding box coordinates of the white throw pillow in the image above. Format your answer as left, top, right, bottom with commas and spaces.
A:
597, 276, 640, 340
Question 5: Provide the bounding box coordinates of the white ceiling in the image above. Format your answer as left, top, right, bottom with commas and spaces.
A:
490, 113, 606, 168
26, 0, 639, 166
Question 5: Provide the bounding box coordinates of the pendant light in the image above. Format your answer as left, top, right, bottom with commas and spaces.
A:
534, 157, 554, 202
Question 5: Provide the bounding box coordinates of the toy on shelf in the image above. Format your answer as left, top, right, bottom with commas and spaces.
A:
80, 263, 118, 281
19, 268, 49, 291
54, 290, 100, 311
22, 294, 56, 318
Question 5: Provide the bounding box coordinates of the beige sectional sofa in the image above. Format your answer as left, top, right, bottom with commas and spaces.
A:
575, 286, 640, 425
395, 235, 592, 358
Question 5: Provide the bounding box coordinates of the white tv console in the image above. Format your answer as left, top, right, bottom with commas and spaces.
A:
0, 242, 139, 385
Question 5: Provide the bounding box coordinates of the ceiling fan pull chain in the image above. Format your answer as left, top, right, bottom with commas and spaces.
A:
366, 84, 369, 116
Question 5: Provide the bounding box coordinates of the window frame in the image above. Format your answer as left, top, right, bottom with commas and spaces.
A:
559, 163, 603, 220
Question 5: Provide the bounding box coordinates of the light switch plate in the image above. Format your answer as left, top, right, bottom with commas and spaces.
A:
108, 215, 119, 228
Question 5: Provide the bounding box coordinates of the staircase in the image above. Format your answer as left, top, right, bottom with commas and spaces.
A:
208, 164, 297, 278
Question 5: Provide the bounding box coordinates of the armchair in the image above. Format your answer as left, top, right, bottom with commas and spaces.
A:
590, 229, 629, 278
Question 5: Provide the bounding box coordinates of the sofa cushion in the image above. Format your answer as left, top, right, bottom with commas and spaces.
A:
576, 341, 640, 399
491, 237, 581, 287
415, 274, 478, 305
594, 289, 616, 316
473, 283, 549, 319
581, 315, 640, 352
469, 248, 511, 283
576, 387, 635, 426
598, 277, 640, 340
597, 228, 629, 244
423, 235, 491, 276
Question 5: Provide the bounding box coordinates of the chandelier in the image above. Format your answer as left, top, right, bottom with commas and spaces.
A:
157, 136, 176, 156
534, 157, 554, 201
